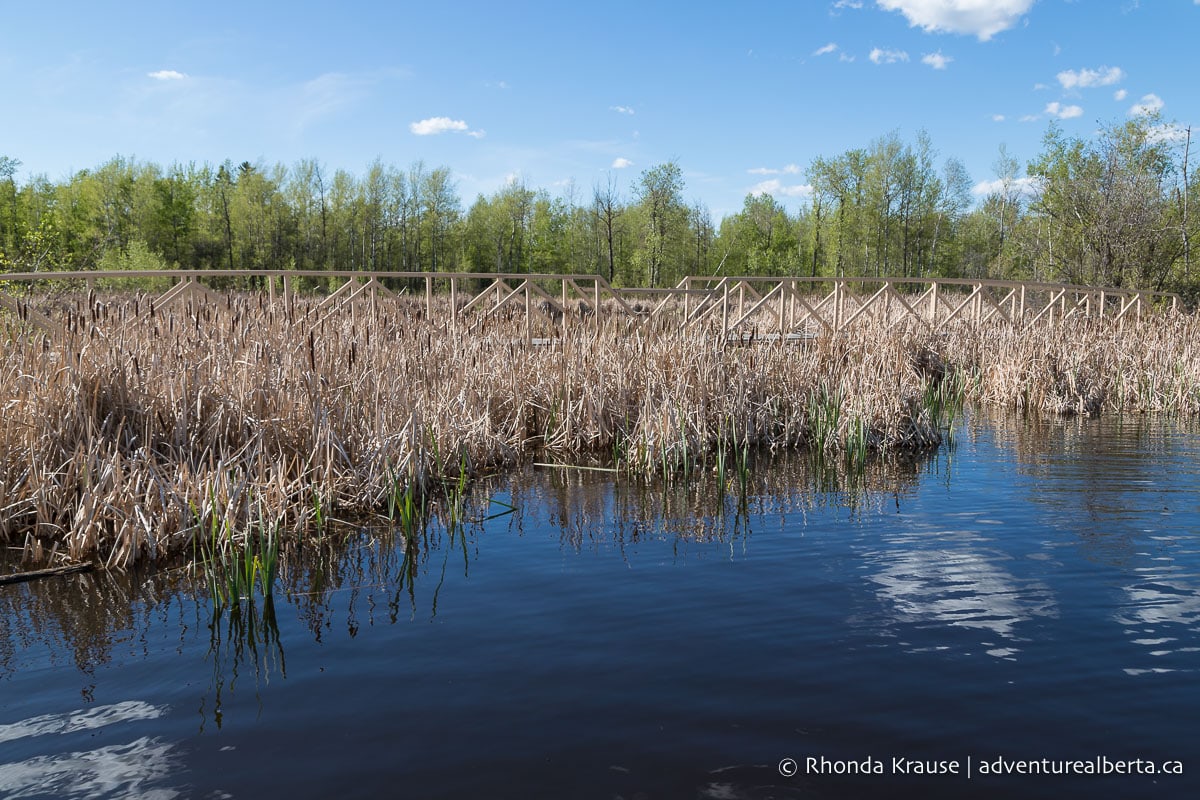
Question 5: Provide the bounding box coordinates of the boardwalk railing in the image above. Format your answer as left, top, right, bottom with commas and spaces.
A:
0, 269, 1182, 340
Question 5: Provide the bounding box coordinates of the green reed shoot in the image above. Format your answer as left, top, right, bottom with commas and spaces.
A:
196, 508, 279, 611
845, 416, 869, 468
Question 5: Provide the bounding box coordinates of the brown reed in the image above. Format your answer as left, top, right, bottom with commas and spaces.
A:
1, 292, 1195, 566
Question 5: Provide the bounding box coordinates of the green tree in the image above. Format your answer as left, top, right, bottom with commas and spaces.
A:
0, 156, 20, 265
592, 174, 624, 281
286, 158, 329, 270
462, 180, 535, 272
809, 148, 867, 276
419, 166, 460, 272
632, 161, 686, 286
146, 166, 197, 266
1027, 118, 1181, 288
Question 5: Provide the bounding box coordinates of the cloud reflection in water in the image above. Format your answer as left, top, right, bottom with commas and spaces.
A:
0, 702, 183, 800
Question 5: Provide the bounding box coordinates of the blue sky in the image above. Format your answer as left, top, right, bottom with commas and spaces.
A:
2, 0, 1196, 218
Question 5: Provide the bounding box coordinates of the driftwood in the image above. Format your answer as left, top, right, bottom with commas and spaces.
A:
0, 562, 93, 586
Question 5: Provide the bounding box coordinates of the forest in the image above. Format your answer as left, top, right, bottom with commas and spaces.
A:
0, 115, 1194, 296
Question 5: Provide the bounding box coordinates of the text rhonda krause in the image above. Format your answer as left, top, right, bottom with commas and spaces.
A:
804, 755, 1184, 777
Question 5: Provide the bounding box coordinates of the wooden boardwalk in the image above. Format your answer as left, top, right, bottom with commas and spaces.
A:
0, 269, 1182, 341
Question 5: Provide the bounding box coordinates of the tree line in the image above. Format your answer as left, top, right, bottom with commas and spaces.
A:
1, 115, 1194, 294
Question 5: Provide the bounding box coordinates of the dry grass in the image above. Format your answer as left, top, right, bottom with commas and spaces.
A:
1, 290, 1195, 566
933, 314, 1200, 415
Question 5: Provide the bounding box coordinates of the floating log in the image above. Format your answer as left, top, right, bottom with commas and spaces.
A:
0, 562, 93, 586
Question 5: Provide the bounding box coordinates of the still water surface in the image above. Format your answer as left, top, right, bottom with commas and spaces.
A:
2, 413, 1198, 799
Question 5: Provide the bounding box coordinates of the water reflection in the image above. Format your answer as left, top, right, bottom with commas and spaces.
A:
0, 701, 167, 744
1116, 568, 1200, 675
3, 417, 1197, 681
511, 449, 933, 553
200, 596, 285, 732
1119, 577, 1200, 628
0, 567, 193, 680
0, 737, 181, 800
0, 703, 181, 800
864, 531, 1058, 654
986, 413, 1200, 672
1, 415, 1199, 798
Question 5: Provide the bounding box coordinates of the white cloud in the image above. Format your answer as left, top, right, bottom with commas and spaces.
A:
1020, 114, 1039, 123
1045, 101, 1084, 119
410, 116, 467, 135
748, 164, 803, 176
612, 157, 634, 169
1146, 122, 1190, 145
148, 70, 186, 81
1113, 88, 1128, 101
921, 51, 953, 69
409, 116, 484, 137
839, 52, 857, 62
751, 179, 814, 198
832, 0, 864, 9
992, 114, 1006, 122
814, 42, 839, 56
1033, 82, 1049, 91
1056, 66, 1124, 90
610, 105, 635, 115
970, 176, 1042, 198
870, 47, 910, 64
1129, 93, 1164, 116
876, 0, 1035, 41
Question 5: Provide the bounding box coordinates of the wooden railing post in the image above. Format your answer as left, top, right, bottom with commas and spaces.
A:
834, 279, 843, 332
525, 282, 532, 345
788, 280, 796, 332
778, 280, 786, 337
561, 279, 568, 338
721, 281, 729, 340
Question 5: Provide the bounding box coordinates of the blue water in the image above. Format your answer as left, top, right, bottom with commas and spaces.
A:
2, 413, 1198, 799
